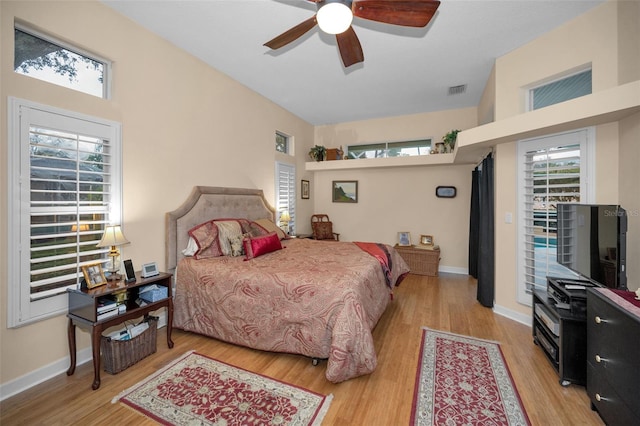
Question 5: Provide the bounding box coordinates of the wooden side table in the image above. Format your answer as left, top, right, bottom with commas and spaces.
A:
66, 271, 174, 390
394, 245, 440, 276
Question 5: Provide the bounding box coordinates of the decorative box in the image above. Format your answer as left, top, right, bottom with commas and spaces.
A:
139, 285, 168, 303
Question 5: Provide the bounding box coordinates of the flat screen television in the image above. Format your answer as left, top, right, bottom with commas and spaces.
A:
556, 204, 627, 289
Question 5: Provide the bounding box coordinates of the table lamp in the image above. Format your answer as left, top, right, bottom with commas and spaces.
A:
96, 225, 130, 280
279, 210, 291, 235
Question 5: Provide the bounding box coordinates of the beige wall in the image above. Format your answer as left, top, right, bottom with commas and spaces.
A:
492, 0, 640, 318
0, 0, 314, 387
311, 108, 478, 270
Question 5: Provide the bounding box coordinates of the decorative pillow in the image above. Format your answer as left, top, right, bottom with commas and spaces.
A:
243, 232, 282, 260
244, 220, 270, 238
181, 236, 199, 256
253, 218, 286, 240
214, 220, 243, 256
229, 233, 248, 257
314, 221, 334, 240
188, 221, 223, 259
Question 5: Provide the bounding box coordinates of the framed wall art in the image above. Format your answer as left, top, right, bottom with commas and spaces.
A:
301, 180, 310, 199
332, 180, 358, 203
82, 263, 107, 289
397, 232, 411, 246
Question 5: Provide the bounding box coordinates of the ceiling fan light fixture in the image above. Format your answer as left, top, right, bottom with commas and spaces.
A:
317, 1, 353, 35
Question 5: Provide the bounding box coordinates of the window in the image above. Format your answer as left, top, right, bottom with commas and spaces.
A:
529, 69, 592, 111
347, 139, 431, 159
8, 98, 122, 327
275, 131, 291, 154
275, 162, 296, 235
14, 26, 109, 99
516, 129, 594, 305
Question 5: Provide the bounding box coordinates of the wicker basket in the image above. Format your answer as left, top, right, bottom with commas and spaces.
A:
395, 245, 440, 276
101, 316, 158, 374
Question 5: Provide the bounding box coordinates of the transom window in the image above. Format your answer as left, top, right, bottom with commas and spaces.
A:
347, 139, 432, 159
14, 26, 109, 99
275, 131, 291, 154
529, 68, 592, 111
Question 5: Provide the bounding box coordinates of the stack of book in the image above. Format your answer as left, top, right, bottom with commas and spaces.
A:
97, 297, 126, 321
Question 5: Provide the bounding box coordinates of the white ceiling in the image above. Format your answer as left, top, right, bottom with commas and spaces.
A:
102, 0, 605, 125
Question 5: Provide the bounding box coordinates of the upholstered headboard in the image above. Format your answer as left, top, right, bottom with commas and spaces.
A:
165, 186, 276, 271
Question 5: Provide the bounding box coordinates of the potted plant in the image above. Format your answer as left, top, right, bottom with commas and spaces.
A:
309, 145, 326, 162
442, 130, 460, 153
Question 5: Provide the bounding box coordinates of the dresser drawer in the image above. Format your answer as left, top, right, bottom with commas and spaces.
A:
586, 363, 639, 425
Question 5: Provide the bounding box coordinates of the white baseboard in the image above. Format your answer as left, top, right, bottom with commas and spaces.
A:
0, 313, 167, 401
493, 303, 532, 327
439, 266, 469, 275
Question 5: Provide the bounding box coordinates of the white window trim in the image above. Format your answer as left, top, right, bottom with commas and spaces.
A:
14, 23, 112, 100
524, 64, 592, 112
7, 97, 122, 327
515, 128, 595, 306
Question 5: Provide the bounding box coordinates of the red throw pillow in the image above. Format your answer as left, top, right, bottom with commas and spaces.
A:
243, 232, 282, 260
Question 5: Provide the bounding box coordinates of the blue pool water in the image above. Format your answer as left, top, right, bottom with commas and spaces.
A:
534, 236, 557, 248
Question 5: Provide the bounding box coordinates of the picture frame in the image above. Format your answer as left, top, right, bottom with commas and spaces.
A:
397, 232, 412, 246
301, 179, 310, 199
332, 180, 358, 203
420, 234, 434, 246
82, 262, 107, 289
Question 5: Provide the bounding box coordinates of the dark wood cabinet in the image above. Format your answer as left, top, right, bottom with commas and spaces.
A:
532, 288, 587, 386
66, 271, 174, 390
586, 287, 640, 425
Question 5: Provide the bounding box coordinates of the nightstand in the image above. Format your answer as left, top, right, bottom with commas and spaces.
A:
66, 271, 174, 390
394, 245, 440, 276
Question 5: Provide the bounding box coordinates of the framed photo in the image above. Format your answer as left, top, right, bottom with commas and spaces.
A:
397, 232, 411, 246
332, 180, 358, 203
82, 263, 107, 289
301, 179, 310, 199
420, 234, 434, 246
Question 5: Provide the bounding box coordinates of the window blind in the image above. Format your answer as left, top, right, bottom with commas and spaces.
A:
275, 162, 296, 234
522, 143, 582, 293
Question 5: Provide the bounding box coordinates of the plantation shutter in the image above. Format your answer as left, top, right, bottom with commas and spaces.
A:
521, 143, 583, 294
28, 120, 114, 301
275, 162, 296, 235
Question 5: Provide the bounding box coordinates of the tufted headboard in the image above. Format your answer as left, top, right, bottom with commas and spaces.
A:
165, 186, 276, 271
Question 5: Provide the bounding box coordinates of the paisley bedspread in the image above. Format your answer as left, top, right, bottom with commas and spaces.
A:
173, 238, 409, 383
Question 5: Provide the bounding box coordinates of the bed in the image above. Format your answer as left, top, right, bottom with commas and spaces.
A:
166, 186, 409, 383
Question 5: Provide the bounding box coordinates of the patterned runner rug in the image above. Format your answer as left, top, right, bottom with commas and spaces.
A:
410, 328, 530, 426
112, 351, 332, 425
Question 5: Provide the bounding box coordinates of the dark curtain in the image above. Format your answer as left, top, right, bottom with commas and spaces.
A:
468, 154, 495, 307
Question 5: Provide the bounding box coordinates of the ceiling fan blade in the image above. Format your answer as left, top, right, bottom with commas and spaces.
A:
264, 16, 318, 50
352, 0, 440, 27
336, 26, 364, 68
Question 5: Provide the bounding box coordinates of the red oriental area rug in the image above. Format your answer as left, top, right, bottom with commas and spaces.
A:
410, 328, 530, 426
112, 351, 332, 425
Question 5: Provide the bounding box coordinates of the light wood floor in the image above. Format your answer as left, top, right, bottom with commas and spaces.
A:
1, 273, 604, 425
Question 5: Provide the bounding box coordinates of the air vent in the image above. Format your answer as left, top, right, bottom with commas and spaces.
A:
448, 84, 467, 95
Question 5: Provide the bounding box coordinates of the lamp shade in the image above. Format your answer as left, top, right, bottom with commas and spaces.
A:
316, 1, 353, 35
96, 225, 129, 248
280, 211, 291, 222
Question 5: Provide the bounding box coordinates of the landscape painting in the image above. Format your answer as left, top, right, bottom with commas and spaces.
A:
332, 181, 358, 203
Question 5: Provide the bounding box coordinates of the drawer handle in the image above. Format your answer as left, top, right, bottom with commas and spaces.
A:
595, 355, 602, 363
594, 316, 603, 324
595, 393, 603, 402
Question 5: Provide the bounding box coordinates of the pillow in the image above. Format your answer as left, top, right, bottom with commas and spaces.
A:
253, 218, 286, 240
188, 221, 223, 259
243, 220, 270, 238
214, 220, 243, 256
243, 232, 282, 260
229, 233, 248, 257
181, 236, 199, 256
314, 221, 334, 240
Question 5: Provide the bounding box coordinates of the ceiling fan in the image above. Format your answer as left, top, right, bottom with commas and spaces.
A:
264, 0, 441, 68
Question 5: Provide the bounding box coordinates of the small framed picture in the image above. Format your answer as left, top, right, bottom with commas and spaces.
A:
397, 232, 411, 246
82, 263, 107, 289
301, 180, 310, 200
332, 180, 358, 203
420, 235, 434, 246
